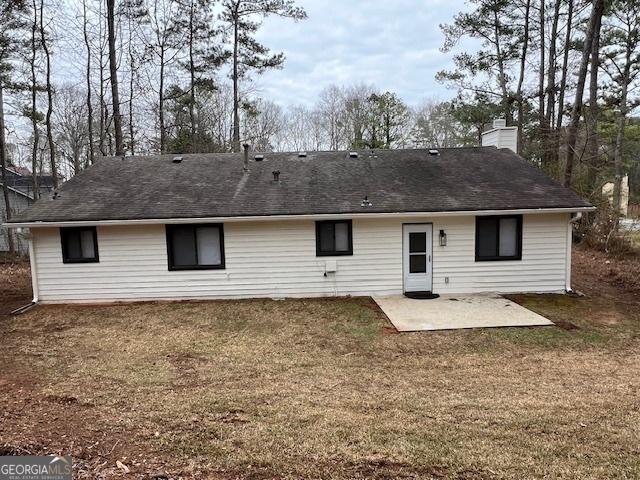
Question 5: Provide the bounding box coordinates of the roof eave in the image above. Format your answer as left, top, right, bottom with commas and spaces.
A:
5, 206, 596, 228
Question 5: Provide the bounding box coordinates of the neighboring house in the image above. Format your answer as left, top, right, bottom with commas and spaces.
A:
1, 168, 54, 254
7, 122, 593, 304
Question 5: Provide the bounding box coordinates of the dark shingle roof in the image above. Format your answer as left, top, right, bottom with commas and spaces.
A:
9, 147, 591, 223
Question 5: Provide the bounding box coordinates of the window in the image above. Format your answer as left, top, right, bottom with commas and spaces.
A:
166, 224, 225, 270
475, 215, 522, 261
409, 232, 427, 273
60, 227, 99, 263
315, 220, 353, 256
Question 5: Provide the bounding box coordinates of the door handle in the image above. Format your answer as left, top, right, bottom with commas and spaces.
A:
428, 255, 431, 262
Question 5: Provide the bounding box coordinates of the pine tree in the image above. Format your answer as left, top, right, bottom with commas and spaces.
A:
601, 0, 640, 214
220, 0, 306, 152
174, 0, 228, 152
438, 0, 524, 124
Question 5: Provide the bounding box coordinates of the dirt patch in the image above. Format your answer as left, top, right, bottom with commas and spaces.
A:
573, 244, 640, 297
0, 261, 32, 315
554, 320, 579, 331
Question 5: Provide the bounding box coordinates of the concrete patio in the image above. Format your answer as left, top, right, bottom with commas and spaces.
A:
373, 294, 554, 332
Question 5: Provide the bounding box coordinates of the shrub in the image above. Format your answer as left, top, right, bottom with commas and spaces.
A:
577, 199, 636, 256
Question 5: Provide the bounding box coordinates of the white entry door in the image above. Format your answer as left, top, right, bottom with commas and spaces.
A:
403, 224, 433, 293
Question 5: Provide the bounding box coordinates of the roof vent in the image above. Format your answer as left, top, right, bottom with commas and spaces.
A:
349, 152, 358, 158
428, 149, 439, 156
172, 156, 183, 163
255, 154, 264, 161
272, 170, 280, 182
361, 196, 372, 208
298, 151, 307, 158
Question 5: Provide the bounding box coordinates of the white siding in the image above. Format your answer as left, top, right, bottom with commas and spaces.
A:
30, 213, 570, 303
481, 127, 518, 153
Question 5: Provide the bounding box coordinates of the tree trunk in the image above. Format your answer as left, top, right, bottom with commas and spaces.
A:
232, 5, 241, 152
585, 7, 602, 193
538, 0, 545, 147
30, 0, 40, 199
40, 0, 58, 189
128, 15, 135, 155
106, 0, 124, 156
543, 0, 560, 169
159, 49, 166, 153
613, 48, 632, 215
0, 81, 15, 253
189, 0, 196, 149
563, 0, 603, 188
493, 10, 512, 124
515, 0, 531, 155
98, 2, 107, 156
83, 0, 95, 165
554, 0, 573, 170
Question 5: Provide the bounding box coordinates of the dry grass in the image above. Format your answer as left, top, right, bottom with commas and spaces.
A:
1, 255, 640, 479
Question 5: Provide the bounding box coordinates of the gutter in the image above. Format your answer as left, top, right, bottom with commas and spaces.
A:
5, 206, 596, 229
565, 212, 583, 293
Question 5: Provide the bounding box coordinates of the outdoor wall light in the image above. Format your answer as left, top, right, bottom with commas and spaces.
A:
439, 229, 447, 246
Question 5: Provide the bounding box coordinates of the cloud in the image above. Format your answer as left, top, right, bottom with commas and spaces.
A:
250, 0, 470, 107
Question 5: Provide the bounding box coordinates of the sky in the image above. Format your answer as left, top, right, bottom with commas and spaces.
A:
249, 0, 472, 107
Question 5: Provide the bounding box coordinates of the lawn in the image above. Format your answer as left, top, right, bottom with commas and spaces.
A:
0, 247, 639, 479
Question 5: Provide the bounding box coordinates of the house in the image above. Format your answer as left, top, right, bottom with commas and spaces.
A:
6, 122, 593, 304
1, 168, 54, 253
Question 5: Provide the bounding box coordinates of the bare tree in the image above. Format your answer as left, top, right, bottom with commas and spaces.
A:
82, 0, 95, 165
542, 0, 561, 166
106, 0, 124, 156
584, 0, 603, 191
39, 0, 57, 188
0, 85, 14, 253
563, 0, 604, 187
317, 85, 346, 150
343, 84, 376, 149
515, 0, 530, 155
413, 100, 474, 148
241, 98, 284, 151
555, 0, 573, 162
537, 0, 545, 144
30, 0, 40, 197
98, 0, 108, 155
54, 85, 89, 176
142, 0, 182, 153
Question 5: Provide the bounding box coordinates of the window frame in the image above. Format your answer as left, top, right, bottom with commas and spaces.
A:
315, 220, 353, 257
166, 223, 225, 271
475, 215, 523, 262
60, 226, 99, 264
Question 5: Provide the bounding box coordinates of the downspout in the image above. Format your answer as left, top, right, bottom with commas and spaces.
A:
565, 212, 582, 292
9, 228, 38, 314
28, 230, 39, 303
